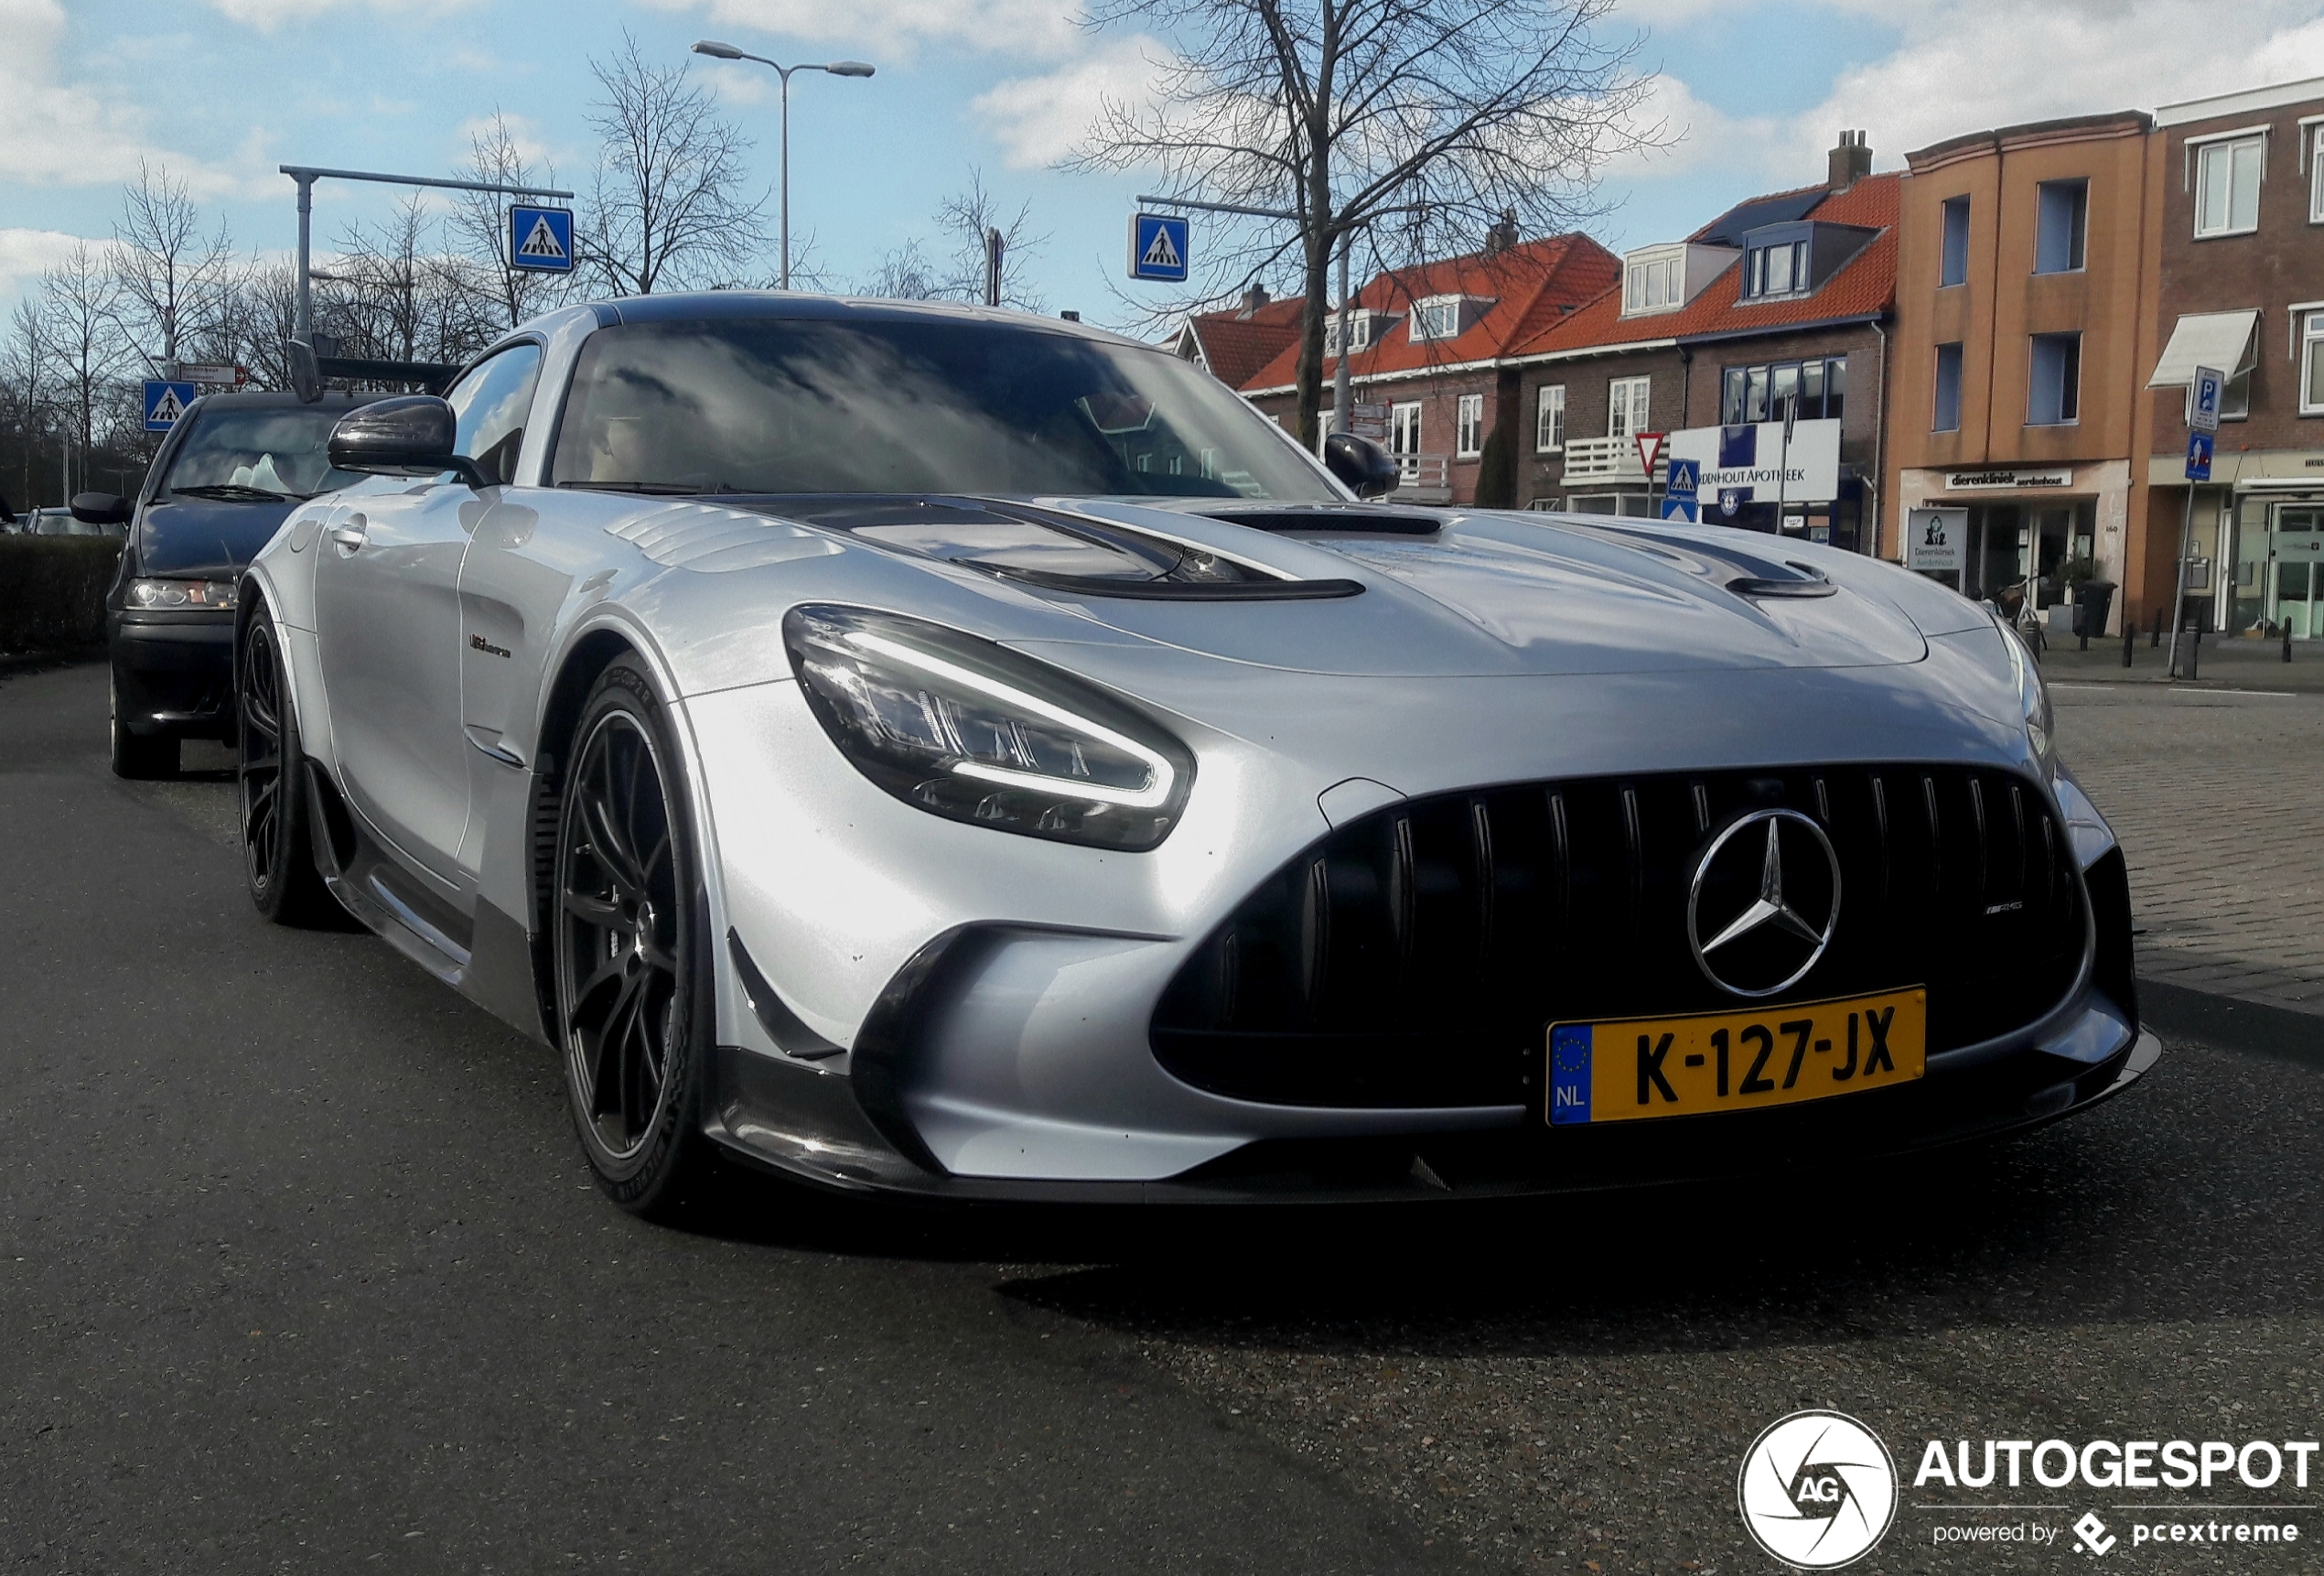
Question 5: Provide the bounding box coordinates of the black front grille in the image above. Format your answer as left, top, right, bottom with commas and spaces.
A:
1151, 764, 2088, 1108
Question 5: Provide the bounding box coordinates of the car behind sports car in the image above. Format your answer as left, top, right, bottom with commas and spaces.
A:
234, 294, 2157, 1216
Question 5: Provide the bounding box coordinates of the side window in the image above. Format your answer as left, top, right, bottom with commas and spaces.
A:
445, 343, 544, 485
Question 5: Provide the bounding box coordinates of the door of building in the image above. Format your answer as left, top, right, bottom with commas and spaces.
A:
2265, 505, 2323, 639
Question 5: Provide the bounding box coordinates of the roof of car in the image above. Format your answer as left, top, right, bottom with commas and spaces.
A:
590, 291, 1155, 350
187, 390, 379, 410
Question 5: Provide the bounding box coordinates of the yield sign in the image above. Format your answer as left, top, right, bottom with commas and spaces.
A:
1635, 430, 1666, 476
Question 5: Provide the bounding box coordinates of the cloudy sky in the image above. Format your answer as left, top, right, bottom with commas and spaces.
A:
7, 0, 2324, 331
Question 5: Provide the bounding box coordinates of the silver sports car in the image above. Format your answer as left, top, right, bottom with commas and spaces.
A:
234, 294, 2157, 1215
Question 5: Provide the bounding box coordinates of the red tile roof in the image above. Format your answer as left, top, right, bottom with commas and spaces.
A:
1508, 173, 1900, 362
1238, 233, 1619, 394
1178, 297, 1308, 390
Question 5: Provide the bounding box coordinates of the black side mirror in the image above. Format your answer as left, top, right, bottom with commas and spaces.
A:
1323, 431, 1400, 499
285, 337, 322, 404
70, 491, 132, 525
328, 396, 489, 487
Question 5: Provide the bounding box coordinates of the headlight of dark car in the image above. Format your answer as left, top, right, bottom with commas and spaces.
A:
783, 604, 1195, 850
1998, 610, 2054, 774
127, 578, 238, 611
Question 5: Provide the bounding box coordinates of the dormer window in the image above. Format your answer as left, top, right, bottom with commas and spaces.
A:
1323, 310, 1381, 358
1410, 296, 1476, 341
1746, 239, 1808, 298
1623, 249, 1684, 315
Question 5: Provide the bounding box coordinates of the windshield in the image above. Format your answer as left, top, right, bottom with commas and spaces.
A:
548, 317, 1339, 502
161, 405, 363, 500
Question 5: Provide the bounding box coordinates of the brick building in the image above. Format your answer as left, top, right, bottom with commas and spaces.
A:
1237, 230, 1618, 504
1887, 111, 2157, 629
1168, 287, 1307, 392
1507, 135, 1899, 552
2142, 75, 2324, 642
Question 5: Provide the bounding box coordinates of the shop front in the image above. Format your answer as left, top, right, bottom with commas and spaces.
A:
2228, 492, 2324, 639
1896, 461, 2134, 631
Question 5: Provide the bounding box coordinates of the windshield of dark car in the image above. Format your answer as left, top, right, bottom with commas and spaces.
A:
160, 406, 363, 499
547, 317, 1339, 502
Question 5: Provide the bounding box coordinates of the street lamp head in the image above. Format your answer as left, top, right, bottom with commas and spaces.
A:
691, 39, 746, 59
825, 60, 876, 77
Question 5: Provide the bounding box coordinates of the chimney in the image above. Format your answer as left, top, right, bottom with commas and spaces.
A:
1828, 129, 1872, 193
1483, 208, 1519, 256
1237, 284, 1270, 318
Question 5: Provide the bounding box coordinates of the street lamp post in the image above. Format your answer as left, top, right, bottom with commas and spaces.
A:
692, 41, 873, 291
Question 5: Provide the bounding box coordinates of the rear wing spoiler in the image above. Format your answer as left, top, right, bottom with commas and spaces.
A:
285, 338, 460, 401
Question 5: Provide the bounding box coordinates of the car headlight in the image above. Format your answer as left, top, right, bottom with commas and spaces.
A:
1998, 611, 2054, 773
783, 604, 1195, 850
128, 578, 237, 610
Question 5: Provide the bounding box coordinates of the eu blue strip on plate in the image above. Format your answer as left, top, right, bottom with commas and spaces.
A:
1549, 1024, 1592, 1125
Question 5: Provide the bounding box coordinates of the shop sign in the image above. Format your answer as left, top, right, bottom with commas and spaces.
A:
1667, 418, 1842, 505
1943, 469, 2072, 491
1906, 507, 1966, 573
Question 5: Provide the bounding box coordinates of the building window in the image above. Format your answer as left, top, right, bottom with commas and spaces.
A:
1535, 383, 1565, 452
1744, 239, 1810, 299
1323, 311, 1373, 358
1939, 196, 1971, 287
1411, 297, 1462, 341
2028, 332, 2081, 426
2034, 179, 2087, 274
1622, 253, 1683, 315
1934, 342, 1964, 432
1607, 375, 1651, 438
2302, 311, 2324, 415
2196, 135, 2265, 237
1390, 400, 1423, 455
2312, 127, 2324, 223
1456, 394, 1484, 458
1718, 357, 1847, 425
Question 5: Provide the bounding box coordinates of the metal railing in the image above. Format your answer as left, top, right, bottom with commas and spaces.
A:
1560, 435, 1669, 481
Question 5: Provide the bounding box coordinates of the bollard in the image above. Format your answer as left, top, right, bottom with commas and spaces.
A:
2152, 619, 2162, 649
2186, 618, 2200, 682
2287, 621, 2296, 664
2124, 615, 2135, 668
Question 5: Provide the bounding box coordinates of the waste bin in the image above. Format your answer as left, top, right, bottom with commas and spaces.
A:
2072, 580, 2116, 639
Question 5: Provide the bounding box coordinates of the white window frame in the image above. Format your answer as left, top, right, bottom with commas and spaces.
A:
1389, 400, 1424, 456
2302, 308, 2324, 416
1535, 383, 1566, 453
2308, 121, 2324, 224
1456, 394, 1484, 458
1323, 310, 1375, 359
1410, 296, 1462, 341
2190, 128, 2267, 238
1607, 375, 1651, 439
1620, 248, 1684, 316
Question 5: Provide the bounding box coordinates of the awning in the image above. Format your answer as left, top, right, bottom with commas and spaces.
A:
2147, 308, 2259, 387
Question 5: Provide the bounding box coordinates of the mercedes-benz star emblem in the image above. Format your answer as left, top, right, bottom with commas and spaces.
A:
1687, 808, 1842, 998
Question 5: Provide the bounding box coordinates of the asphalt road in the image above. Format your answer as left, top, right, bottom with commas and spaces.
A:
5, 657, 2320, 1575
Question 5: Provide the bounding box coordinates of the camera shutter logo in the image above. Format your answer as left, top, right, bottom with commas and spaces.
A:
1737, 1409, 1898, 1569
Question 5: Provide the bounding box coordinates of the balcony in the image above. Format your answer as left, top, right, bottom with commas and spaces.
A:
1559, 435, 1669, 483
1392, 451, 1451, 502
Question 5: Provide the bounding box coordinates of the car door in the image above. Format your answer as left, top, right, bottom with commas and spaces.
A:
313, 344, 543, 887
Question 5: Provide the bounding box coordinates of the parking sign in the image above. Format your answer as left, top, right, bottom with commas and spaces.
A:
2189, 364, 2224, 435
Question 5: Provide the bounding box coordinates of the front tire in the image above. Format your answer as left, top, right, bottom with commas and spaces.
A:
237, 606, 341, 926
110, 672, 178, 779
553, 660, 717, 1216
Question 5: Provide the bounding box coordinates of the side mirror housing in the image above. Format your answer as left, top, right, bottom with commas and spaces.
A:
328, 396, 488, 487
1323, 431, 1400, 499
70, 491, 133, 525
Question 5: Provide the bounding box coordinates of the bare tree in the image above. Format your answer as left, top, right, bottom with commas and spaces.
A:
449, 113, 579, 329
5, 301, 48, 507
1073, 0, 1657, 443
857, 169, 1047, 308
36, 243, 130, 488
112, 162, 241, 371
584, 32, 769, 295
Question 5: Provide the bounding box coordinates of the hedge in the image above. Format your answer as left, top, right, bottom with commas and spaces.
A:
0, 536, 124, 653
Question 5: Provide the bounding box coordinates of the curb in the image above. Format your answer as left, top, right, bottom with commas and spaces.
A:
2137, 977, 2324, 1073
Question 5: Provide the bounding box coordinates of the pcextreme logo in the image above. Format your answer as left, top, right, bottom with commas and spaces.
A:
1738, 1409, 1899, 1569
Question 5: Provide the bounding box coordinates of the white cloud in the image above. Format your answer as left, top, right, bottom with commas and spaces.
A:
0, 0, 240, 193
970, 35, 1164, 168
639, 0, 1086, 61
0, 228, 92, 305
206, 0, 479, 28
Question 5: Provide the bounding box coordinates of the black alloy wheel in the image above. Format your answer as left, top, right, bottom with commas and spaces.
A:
554, 662, 714, 1214
237, 606, 339, 926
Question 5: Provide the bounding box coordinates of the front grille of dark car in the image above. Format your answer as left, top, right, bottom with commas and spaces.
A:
1150, 764, 2089, 1108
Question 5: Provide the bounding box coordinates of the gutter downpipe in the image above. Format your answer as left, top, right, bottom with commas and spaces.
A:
1870, 317, 1888, 558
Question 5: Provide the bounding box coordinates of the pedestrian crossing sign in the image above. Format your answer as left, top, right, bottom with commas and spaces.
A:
508, 205, 575, 273
144, 380, 197, 431
1129, 212, 1190, 282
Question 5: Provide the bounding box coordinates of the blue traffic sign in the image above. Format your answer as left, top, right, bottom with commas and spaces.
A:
1665, 458, 1700, 499
1660, 495, 1698, 522
509, 205, 575, 273
2185, 429, 2213, 481
144, 380, 197, 431
1128, 212, 1189, 282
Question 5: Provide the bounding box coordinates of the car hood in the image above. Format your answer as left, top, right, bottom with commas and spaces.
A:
137, 494, 302, 576
767, 496, 1933, 678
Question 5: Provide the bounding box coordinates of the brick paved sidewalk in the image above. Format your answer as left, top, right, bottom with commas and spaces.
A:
2055, 682, 2324, 1019
2038, 626, 2324, 692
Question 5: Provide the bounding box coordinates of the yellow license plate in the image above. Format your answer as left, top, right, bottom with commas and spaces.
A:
1546, 988, 1926, 1126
